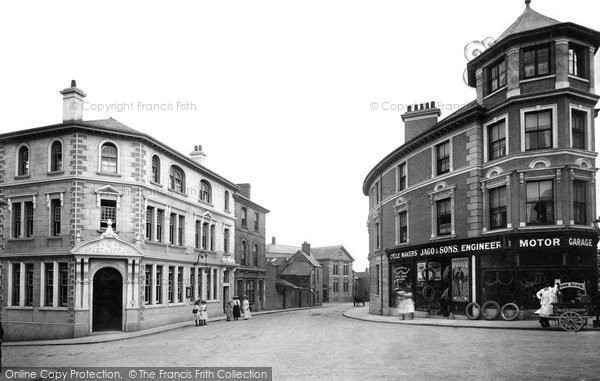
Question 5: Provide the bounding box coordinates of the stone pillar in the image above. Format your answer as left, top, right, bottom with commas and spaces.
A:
519, 173, 526, 227
127, 259, 134, 307
507, 48, 521, 97
481, 183, 488, 232
75, 258, 82, 309
505, 174, 512, 229
556, 169, 563, 225
82, 258, 90, 309
476, 68, 484, 105
555, 39, 569, 89
133, 260, 139, 307
589, 47, 596, 94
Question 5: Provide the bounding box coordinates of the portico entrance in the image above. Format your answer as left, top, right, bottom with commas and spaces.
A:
92, 267, 123, 331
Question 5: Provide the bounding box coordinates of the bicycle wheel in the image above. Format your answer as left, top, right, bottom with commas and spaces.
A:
422, 286, 435, 302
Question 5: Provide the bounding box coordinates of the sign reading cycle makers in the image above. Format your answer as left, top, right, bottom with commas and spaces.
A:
389, 235, 595, 260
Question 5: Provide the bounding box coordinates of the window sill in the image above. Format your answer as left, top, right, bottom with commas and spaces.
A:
168, 244, 186, 249
518, 225, 565, 231
47, 236, 63, 240
6, 306, 34, 310
568, 75, 589, 83
519, 74, 555, 84
198, 200, 214, 207
145, 241, 167, 247
14, 174, 31, 180
39, 307, 68, 311
96, 171, 121, 177
149, 180, 164, 188
483, 86, 506, 100
97, 229, 120, 234
167, 188, 188, 197
47, 171, 65, 176
482, 227, 513, 235
8, 237, 34, 242
430, 234, 456, 241
394, 242, 410, 248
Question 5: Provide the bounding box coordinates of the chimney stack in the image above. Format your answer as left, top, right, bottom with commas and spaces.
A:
237, 183, 251, 199
189, 145, 207, 166
272, 236, 276, 245
302, 241, 311, 255
60, 80, 86, 122
401, 100, 441, 142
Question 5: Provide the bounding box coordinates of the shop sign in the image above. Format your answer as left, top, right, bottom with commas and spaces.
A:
389, 240, 503, 260
516, 236, 596, 249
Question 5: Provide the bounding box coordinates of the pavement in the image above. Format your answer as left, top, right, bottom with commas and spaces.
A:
344, 305, 600, 331
5, 303, 599, 347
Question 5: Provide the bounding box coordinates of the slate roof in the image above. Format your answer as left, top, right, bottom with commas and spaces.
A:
81, 118, 142, 135
496, 4, 560, 43
296, 250, 322, 268
265, 244, 300, 259
310, 246, 355, 262
280, 261, 314, 276
276, 279, 306, 289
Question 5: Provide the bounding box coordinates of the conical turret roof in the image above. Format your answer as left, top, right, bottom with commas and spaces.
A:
496, 2, 560, 43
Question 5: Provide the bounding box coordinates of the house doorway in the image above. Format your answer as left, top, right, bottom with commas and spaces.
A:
92, 267, 123, 332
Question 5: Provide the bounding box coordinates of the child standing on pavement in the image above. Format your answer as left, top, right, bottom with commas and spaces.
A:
225, 300, 233, 322
192, 302, 200, 327
199, 300, 208, 326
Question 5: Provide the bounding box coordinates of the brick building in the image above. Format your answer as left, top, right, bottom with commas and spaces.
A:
310, 246, 354, 302
363, 3, 600, 317
0, 82, 241, 340
233, 183, 269, 311
265, 240, 322, 309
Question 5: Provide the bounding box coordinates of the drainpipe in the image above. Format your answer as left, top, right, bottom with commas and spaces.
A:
379, 173, 384, 315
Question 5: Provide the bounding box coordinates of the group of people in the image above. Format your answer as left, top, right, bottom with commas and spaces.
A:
193, 296, 252, 326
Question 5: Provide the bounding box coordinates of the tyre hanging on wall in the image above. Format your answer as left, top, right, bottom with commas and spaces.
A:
422, 285, 435, 302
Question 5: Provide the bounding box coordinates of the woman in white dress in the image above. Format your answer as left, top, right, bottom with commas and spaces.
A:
242, 296, 252, 320
199, 300, 208, 326
397, 290, 415, 320
535, 282, 559, 328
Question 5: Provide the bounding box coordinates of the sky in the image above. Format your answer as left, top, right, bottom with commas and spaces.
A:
1, 0, 599, 272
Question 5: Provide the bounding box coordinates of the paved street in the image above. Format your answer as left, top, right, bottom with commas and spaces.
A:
5, 303, 600, 380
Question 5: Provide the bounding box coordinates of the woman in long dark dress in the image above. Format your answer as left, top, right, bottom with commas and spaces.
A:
232, 296, 241, 321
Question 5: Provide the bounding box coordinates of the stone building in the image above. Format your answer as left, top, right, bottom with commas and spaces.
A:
0, 82, 240, 340
310, 246, 354, 302
363, 3, 600, 317
233, 183, 269, 311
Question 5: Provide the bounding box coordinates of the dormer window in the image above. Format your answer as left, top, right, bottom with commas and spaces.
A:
522, 44, 550, 79
488, 58, 506, 93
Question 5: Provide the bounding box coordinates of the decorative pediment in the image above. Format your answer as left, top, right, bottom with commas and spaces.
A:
94, 185, 123, 208
394, 197, 409, 212
71, 224, 142, 258
428, 183, 456, 202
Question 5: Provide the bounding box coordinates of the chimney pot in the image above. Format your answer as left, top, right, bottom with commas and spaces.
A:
420, 103, 424, 110
426, 102, 430, 109
272, 236, 276, 245
190, 145, 207, 165
407, 105, 412, 112
60, 80, 86, 122
431, 101, 436, 108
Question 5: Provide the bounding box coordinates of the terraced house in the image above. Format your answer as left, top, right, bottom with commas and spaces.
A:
0, 81, 240, 340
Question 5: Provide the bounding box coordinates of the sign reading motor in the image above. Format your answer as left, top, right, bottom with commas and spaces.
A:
519, 238, 560, 248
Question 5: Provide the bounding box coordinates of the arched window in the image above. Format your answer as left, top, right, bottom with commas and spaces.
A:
241, 240, 247, 266
200, 180, 212, 204
151, 155, 160, 183
50, 141, 62, 172
253, 243, 259, 268
241, 207, 247, 227
100, 143, 118, 173
170, 165, 185, 193
17, 145, 30, 176
224, 191, 230, 211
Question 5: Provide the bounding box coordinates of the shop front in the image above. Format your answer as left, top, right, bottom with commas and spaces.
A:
386, 230, 598, 317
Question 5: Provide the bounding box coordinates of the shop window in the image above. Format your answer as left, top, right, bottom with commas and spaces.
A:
526, 180, 554, 225
571, 109, 586, 149
247, 280, 255, 303
50, 140, 63, 172
568, 44, 586, 78
525, 110, 552, 150
100, 143, 118, 173
436, 199, 452, 236
17, 145, 30, 176
144, 265, 152, 305
488, 120, 506, 160
489, 186, 507, 229
398, 211, 408, 243
488, 57, 506, 93
398, 163, 407, 191
522, 44, 550, 79
573, 181, 587, 225
436, 141, 450, 175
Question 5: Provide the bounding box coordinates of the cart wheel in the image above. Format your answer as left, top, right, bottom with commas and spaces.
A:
559, 312, 584, 332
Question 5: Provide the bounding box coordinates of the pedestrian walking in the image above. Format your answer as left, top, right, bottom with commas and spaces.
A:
535, 281, 560, 328
396, 290, 414, 320
199, 300, 208, 326
192, 302, 200, 327
242, 295, 252, 320
232, 296, 241, 321
225, 300, 233, 322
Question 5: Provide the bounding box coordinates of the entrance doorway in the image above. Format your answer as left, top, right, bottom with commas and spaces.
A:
222, 286, 229, 313
93, 267, 123, 332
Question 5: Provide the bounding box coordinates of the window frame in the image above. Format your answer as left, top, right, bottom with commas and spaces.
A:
489, 186, 507, 230
151, 155, 161, 184
487, 57, 507, 94
572, 180, 587, 225
169, 165, 186, 194
568, 43, 586, 78
398, 211, 408, 243
99, 142, 118, 174
488, 120, 506, 161
200, 180, 212, 204
50, 198, 62, 236
436, 198, 452, 236
520, 105, 557, 152
241, 207, 248, 227
100, 199, 117, 230
49, 140, 63, 173
526, 180, 554, 226
569, 105, 591, 151
398, 163, 407, 191
17, 144, 30, 177
522, 44, 551, 79
436, 141, 450, 175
